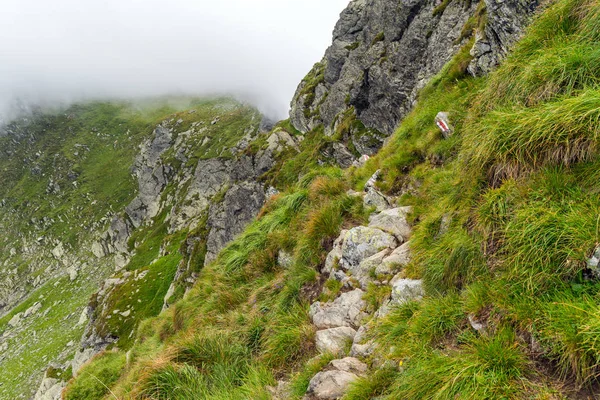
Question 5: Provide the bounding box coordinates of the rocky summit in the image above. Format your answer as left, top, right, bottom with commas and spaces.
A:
5, 0, 600, 399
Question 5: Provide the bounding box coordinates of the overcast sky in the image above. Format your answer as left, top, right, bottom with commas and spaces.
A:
0, 0, 349, 121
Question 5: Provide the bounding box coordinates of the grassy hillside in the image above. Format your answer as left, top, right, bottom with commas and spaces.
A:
0, 97, 263, 399
32, 0, 600, 398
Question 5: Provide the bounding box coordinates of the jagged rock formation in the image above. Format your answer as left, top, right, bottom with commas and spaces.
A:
290, 0, 539, 144
468, 0, 540, 75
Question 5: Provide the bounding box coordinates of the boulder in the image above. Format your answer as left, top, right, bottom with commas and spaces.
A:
305, 370, 359, 400
8, 312, 22, 327
310, 289, 368, 329
341, 226, 397, 269
350, 325, 376, 358
391, 278, 424, 304
377, 242, 411, 275
363, 188, 391, 212
323, 230, 347, 274
33, 377, 65, 400
351, 249, 390, 288
368, 207, 412, 242
315, 327, 357, 355
330, 357, 368, 375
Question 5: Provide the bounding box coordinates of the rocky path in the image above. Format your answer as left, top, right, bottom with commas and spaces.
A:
271, 171, 425, 400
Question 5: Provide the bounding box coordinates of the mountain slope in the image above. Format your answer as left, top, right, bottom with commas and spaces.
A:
6, 0, 600, 398
0, 98, 292, 399
60, 0, 600, 398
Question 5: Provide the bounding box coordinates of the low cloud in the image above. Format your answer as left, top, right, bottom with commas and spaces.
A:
0, 0, 349, 121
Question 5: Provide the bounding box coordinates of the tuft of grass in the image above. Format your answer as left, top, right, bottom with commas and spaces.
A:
63, 351, 126, 400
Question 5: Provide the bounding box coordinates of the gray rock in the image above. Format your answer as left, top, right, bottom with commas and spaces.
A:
391, 277, 424, 304
267, 380, 291, 400
368, 207, 412, 242
125, 125, 173, 228
310, 289, 368, 329
8, 312, 22, 327
277, 250, 294, 269
323, 230, 347, 274
341, 226, 397, 269
315, 327, 357, 355
71, 348, 98, 376
205, 182, 266, 265
330, 357, 368, 375
305, 370, 359, 400
350, 325, 376, 358
291, 0, 479, 139
469, 0, 540, 75
33, 377, 65, 400
363, 187, 391, 211
351, 249, 391, 288
587, 246, 600, 278
24, 302, 42, 318
377, 242, 411, 275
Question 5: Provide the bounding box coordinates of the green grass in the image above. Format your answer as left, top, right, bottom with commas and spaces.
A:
63, 351, 126, 400
0, 96, 263, 399
31, 0, 600, 398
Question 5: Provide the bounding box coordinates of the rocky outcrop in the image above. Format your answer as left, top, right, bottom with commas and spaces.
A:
290, 0, 540, 146
290, 0, 479, 137
205, 181, 266, 265
468, 0, 539, 75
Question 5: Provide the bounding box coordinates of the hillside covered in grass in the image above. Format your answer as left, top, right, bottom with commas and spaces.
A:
56, 0, 600, 399
0, 97, 293, 399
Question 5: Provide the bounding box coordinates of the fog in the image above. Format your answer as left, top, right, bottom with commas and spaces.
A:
0, 0, 350, 122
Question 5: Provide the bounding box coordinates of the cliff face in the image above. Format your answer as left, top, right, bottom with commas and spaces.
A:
290, 0, 539, 142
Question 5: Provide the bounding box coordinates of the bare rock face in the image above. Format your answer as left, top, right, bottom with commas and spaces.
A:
290, 0, 540, 145
290, 0, 479, 137
204, 181, 266, 265
469, 0, 540, 75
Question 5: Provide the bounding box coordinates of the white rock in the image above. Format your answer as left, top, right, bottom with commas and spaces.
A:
341, 226, 397, 269
305, 370, 359, 399
33, 377, 66, 400
368, 207, 412, 242
391, 278, 424, 304
377, 242, 411, 275
330, 357, 368, 375
310, 289, 368, 329
8, 312, 22, 327
315, 327, 357, 355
